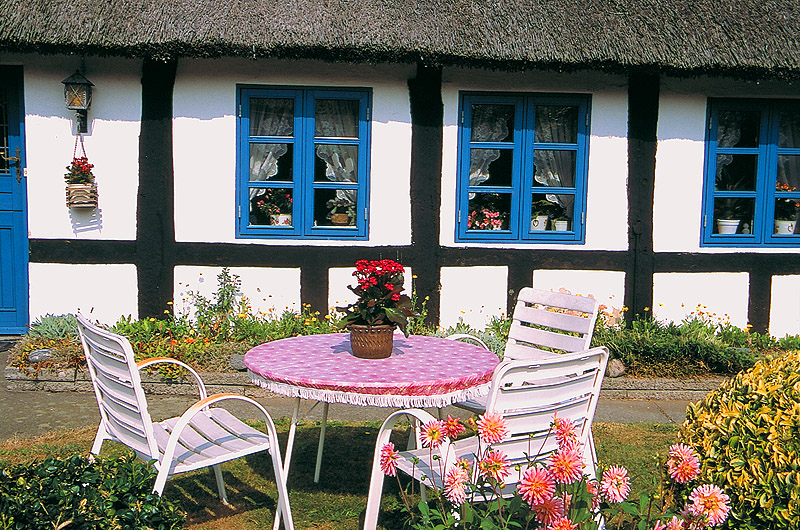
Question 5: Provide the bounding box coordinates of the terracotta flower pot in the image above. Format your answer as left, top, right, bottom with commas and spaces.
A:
348, 324, 394, 359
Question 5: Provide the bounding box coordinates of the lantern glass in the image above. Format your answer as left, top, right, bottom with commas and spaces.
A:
61, 72, 93, 111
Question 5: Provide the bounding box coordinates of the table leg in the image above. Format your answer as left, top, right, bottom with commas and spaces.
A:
274, 397, 301, 530
313, 401, 329, 483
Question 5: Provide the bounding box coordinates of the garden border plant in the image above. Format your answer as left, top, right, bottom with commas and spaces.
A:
7, 269, 800, 380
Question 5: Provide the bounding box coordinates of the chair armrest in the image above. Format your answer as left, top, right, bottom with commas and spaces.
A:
136, 357, 208, 400
445, 333, 490, 351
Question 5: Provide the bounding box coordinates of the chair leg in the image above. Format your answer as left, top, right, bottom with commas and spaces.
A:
363, 462, 386, 530
212, 464, 231, 506
90, 424, 109, 456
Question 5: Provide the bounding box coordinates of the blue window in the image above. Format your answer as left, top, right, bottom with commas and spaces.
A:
456, 93, 590, 243
702, 99, 800, 246
237, 86, 371, 239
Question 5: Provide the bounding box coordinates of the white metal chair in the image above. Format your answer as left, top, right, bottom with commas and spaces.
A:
76, 314, 294, 529
363, 347, 609, 530
450, 287, 600, 413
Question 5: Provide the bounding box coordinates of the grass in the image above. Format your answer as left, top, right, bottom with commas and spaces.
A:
0, 419, 679, 530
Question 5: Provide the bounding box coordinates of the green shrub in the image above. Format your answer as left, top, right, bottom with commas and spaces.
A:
678, 351, 800, 529
592, 315, 764, 376
0, 453, 185, 529
28, 313, 79, 341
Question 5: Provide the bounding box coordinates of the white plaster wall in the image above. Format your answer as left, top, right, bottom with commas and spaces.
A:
531, 270, 626, 317
769, 275, 800, 338
655, 76, 800, 253
174, 266, 301, 317
440, 68, 629, 250
18, 55, 140, 240
173, 58, 414, 246
440, 266, 508, 330
28, 263, 138, 324
652, 272, 750, 328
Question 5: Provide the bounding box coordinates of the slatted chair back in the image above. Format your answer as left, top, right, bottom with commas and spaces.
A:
483, 347, 608, 474
504, 287, 600, 361
77, 314, 160, 461
363, 347, 609, 530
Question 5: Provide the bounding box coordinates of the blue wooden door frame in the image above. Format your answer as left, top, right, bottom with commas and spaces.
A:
0, 65, 29, 334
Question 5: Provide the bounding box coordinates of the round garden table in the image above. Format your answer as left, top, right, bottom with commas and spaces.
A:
244, 333, 498, 483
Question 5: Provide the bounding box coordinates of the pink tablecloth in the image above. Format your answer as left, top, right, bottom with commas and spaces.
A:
244, 334, 499, 408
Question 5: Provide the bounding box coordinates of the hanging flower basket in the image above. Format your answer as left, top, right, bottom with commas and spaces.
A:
66, 183, 98, 208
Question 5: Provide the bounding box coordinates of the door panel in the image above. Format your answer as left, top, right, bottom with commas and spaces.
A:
0, 65, 28, 334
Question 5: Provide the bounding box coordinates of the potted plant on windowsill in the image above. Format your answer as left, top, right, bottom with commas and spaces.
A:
530, 199, 561, 230
64, 156, 98, 208
715, 198, 744, 234
256, 189, 293, 226
326, 197, 356, 226
774, 183, 799, 235
467, 207, 506, 230
336, 259, 417, 359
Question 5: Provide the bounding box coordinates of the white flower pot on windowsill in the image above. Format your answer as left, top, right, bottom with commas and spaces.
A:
774, 220, 795, 235
553, 220, 569, 231
716, 219, 740, 234
530, 215, 549, 231
270, 214, 292, 226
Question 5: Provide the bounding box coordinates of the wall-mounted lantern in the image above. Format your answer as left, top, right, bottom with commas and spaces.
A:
61, 71, 94, 134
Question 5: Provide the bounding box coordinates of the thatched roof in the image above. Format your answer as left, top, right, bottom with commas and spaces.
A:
2, 0, 799, 79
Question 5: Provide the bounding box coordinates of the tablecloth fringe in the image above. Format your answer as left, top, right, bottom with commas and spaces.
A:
251, 378, 493, 408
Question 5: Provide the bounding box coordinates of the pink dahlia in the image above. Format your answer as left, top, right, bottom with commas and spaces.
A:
477, 412, 508, 445
379, 442, 400, 477
532, 495, 566, 526
443, 465, 470, 505
547, 516, 577, 530
553, 415, 578, 450
586, 479, 601, 511
478, 450, 511, 483
688, 484, 731, 526
420, 420, 446, 449
600, 466, 630, 503
548, 448, 584, 484
666, 443, 701, 484
518, 466, 555, 507
443, 415, 466, 439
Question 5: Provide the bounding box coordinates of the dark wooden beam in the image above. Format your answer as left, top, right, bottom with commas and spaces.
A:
625, 72, 660, 322
137, 58, 177, 319
408, 62, 444, 326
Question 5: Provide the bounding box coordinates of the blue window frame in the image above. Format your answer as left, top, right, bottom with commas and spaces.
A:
702, 99, 800, 246
456, 93, 590, 243
237, 86, 371, 239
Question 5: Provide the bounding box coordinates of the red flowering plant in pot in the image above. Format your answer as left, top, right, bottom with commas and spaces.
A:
336, 259, 417, 358
64, 156, 98, 208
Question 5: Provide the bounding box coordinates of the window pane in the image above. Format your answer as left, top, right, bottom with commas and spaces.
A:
250, 144, 292, 182
315, 145, 358, 183
777, 155, 800, 190
533, 150, 576, 187
250, 99, 294, 136
713, 197, 754, 234
470, 148, 513, 187
471, 104, 514, 142
715, 154, 756, 191
249, 188, 294, 226
778, 111, 800, 148
531, 194, 573, 231
717, 110, 760, 148
534, 106, 578, 144
314, 189, 357, 227
467, 193, 510, 230
315, 100, 359, 138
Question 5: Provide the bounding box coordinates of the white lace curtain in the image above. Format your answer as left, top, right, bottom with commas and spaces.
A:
533, 106, 576, 216
248, 98, 358, 204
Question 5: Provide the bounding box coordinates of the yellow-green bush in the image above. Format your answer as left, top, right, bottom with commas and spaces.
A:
679, 351, 800, 529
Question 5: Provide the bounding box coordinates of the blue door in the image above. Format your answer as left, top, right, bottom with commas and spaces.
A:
0, 66, 28, 334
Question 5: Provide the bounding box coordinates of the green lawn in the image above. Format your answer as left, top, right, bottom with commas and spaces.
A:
0, 420, 679, 530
